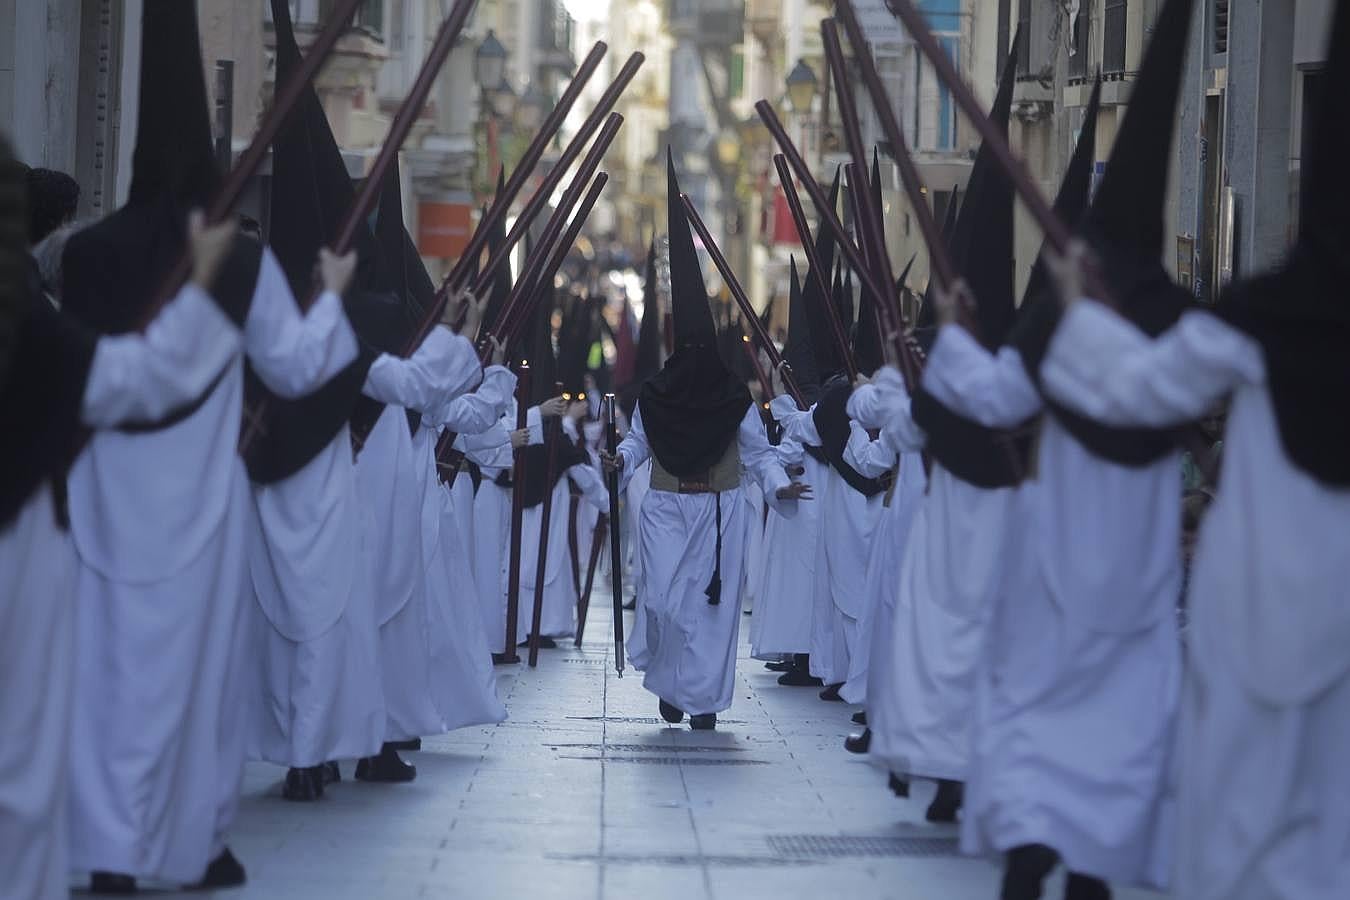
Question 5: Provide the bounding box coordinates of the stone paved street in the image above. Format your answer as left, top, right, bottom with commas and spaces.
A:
184, 592, 1165, 900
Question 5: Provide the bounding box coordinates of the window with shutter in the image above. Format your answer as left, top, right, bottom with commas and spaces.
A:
1103, 0, 1128, 74
1213, 0, 1230, 54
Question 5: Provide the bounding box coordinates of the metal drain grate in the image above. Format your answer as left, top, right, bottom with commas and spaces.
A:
767, 834, 961, 859
547, 852, 811, 868
559, 755, 769, 766
546, 742, 747, 753
565, 715, 747, 725
560, 657, 608, 665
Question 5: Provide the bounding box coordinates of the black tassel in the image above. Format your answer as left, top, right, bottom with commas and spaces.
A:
705, 492, 723, 605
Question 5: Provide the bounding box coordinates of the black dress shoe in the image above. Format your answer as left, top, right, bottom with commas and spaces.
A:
777, 668, 824, 687
844, 728, 872, 754
658, 699, 685, 724
355, 744, 417, 783
689, 713, 716, 731
188, 847, 246, 890
89, 872, 137, 894
622, 598, 636, 611
282, 766, 322, 801
519, 635, 558, 649
926, 779, 964, 824
852, 710, 867, 726
765, 660, 794, 672
1064, 873, 1112, 900
1000, 844, 1059, 900
887, 773, 911, 797
387, 737, 421, 752
492, 652, 519, 665
819, 682, 844, 702
322, 761, 341, 784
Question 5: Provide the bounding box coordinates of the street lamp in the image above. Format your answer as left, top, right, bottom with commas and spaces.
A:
519, 82, 548, 132
475, 29, 507, 90
714, 128, 740, 170
785, 59, 818, 114
492, 77, 518, 119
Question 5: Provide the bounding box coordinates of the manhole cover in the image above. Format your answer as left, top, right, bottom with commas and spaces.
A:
559, 755, 769, 766
766, 834, 961, 859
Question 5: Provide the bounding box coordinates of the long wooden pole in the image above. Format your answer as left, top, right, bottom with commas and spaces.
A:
574, 513, 607, 648
677, 194, 806, 409
502, 362, 531, 663
772, 154, 857, 381
240, 0, 478, 453
135, 0, 368, 329
871, 0, 1071, 253
435, 42, 612, 297
603, 393, 625, 676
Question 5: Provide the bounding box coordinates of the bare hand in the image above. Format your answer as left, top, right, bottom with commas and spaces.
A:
933, 277, 975, 329
565, 400, 588, 422
1045, 238, 1094, 308
487, 334, 506, 367
599, 450, 624, 474
776, 482, 813, 502
853, 372, 871, 388
509, 427, 530, 449
453, 287, 486, 337
187, 210, 239, 290
318, 247, 357, 296
539, 396, 568, 418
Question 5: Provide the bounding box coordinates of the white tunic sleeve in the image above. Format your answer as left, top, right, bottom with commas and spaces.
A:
924, 324, 1043, 426
846, 365, 907, 428
843, 424, 898, 478
425, 364, 515, 431
81, 283, 242, 428
458, 420, 515, 470
243, 246, 357, 398
771, 394, 820, 446
1042, 300, 1265, 427
615, 403, 652, 491
363, 327, 480, 412
739, 406, 795, 518
567, 462, 609, 509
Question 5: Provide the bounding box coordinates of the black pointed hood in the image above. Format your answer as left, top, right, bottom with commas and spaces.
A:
128, 1, 220, 208
949, 25, 1018, 349
801, 169, 845, 377
1081, 0, 1194, 337
1213, 1, 1350, 485
61, 1, 240, 337
520, 292, 559, 406
620, 240, 664, 417
666, 149, 717, 349
636, 150, 751, 478
374, 160, 436, 324
785, 257, 823, 405
482, 169, 512, 333
915, 184, 961, 343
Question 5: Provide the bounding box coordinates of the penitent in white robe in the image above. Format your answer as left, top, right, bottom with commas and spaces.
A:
925, 324, 1181, 888
839, 429, 925, 707
356, 329, 495, 740
749, 437, 823, 660
617, 404, 795, 716
246, 422, 384, 770
1043, 300, 1350, 900
772, 396, 884, 687
459, 415, 515, 654
1, 284, 242, 900
856, 373, 1019, 787
67, 249, 356, 884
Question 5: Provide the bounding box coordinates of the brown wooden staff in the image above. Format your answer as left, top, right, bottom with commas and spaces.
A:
134, 0, 369, 330
740, 332, 774, 402
773, 154, 857, 381
501, 361, 531, 663
527, 380, 566, 667
602, 393, 625, 676
240, 0, 478, 453
434, 170, 613, 482
869, 1, 1071, 254
677, 194, 806, 410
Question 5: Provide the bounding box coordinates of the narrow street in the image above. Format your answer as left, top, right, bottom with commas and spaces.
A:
199, 593, 1164, 900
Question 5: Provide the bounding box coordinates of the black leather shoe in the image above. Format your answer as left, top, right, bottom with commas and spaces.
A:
819, 683, 844, 702
89, 873, 137, 895
659, 699, 685, 724
844, 729, 871, 754
689, 713, 716, 731
387, 738, 421, 752
282, 766, 322, 801
926, 778, 964, 823
1064, 873, 1112, 900
492, 652, 519, 665
852, 710, 867, 726
322, 761, 341, 784
189, 847, 246, 890
777, 668, 824, 687
355, 745, 417, 783
1000, 844, 1059, 900
622, 598, 636, 611
887, 773, 910, 797
765, 660, 793, 672
519, 635, 558, 649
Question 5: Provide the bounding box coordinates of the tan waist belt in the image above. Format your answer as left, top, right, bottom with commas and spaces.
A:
650, 443, 740, 494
